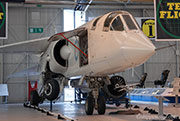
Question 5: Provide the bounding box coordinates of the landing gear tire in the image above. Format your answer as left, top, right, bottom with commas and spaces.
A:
97, 95, 106, 115
30, 90, 40, 106
85, 94, 94, 115
44, 79, 60, 101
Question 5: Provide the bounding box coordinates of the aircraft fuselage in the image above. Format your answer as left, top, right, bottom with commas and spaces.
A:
44, 11, 155, 77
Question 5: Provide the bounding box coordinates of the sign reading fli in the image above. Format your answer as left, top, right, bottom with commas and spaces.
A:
0, 2, 7, 39
155, 0, 180, 41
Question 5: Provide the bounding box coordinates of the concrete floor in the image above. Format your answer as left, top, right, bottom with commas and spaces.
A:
0, 102, 180, 121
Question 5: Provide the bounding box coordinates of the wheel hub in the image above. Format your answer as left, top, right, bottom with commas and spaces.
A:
45, 83, 52, 96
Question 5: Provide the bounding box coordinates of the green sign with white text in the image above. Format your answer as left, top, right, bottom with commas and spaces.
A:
29, 28, 43, 33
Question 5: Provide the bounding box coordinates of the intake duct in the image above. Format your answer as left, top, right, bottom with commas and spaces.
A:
53, 40, 68, 67
49, 40, 70, 73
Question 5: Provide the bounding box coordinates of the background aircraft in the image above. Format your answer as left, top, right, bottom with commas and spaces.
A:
0, 11, 155, 115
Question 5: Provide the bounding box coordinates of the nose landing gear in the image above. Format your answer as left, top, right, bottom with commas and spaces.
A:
85, 92, 106, 115
85, 76, 108, 115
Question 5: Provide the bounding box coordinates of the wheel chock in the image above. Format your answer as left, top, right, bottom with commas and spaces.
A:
166, 114, 174, 120
173, 117, 180, 121
133, 105, 139, 108
41, 109, 46, 113
34, 106, 38, 109
37, 107, 41, 111
47, 111, 54, 116
57, 114, 64, 120
144, 107, 149, 111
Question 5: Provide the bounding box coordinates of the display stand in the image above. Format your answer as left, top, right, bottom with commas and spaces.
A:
50, 101, 53, 112
0, 84, 8, 103
175, 95, 179, 105
155, 96, 169, 117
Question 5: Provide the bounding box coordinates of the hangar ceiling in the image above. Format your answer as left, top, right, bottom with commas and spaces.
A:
25, 0, 153, 4
24, 0, 153, 11
25, 0, 153, 2
86, 0, 153, 2
22, 0, 153, 12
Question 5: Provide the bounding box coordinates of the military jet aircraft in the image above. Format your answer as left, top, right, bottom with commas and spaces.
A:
0, 11, 155, 115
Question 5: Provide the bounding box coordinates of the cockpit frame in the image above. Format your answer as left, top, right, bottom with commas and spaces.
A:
103, 11, 139, 32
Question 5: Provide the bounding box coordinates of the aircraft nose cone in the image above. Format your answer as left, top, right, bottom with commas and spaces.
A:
122, 33, 155, 66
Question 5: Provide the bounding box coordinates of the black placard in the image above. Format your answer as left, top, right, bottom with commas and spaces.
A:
155, 0, 180, 41
0, 2, 7, 39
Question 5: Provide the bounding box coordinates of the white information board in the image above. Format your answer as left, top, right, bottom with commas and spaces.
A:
0, 84, 9, 96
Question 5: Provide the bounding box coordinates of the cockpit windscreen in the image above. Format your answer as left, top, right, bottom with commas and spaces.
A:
110, 16, 124, 31
122, 15, 138, 30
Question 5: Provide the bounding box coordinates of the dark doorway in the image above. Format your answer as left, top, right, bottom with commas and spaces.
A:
79, 30, 88, 67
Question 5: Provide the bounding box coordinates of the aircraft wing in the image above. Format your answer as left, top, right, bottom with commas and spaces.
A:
7, 65, 40, 79
0, 27, 86, 54
0, 37, 50, 54
48, 27, 86, 42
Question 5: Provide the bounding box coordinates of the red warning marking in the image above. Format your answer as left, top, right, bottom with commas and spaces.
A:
58, 33, 88, 58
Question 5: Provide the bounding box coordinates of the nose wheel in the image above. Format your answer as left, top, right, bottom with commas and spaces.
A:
85, 93, 94, 115
85, 91, 106, 115
97, 95, 106, 115
84, 76, 108, 115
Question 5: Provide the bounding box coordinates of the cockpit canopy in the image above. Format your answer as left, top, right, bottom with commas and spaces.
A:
91, 11, 139, 32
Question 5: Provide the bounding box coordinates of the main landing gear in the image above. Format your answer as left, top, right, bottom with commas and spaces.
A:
44, 79, 60, 101
30, 79, 60, 106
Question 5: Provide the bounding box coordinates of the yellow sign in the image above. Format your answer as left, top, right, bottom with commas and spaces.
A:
142, 19, 155, 38
0, 12, 3, 19
160, 3, 180, 19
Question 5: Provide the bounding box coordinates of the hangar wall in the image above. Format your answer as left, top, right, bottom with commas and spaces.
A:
0, 5, 63, 103
0, 3, 178, 103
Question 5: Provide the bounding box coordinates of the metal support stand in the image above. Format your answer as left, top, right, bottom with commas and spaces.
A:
3, 96, 7, 104
127, 87, 131, 109
155, 96, 168, 117
50, 101, 52, 112
175, 95, 179, 105
158, 96, 163, 117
